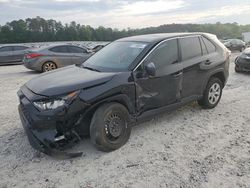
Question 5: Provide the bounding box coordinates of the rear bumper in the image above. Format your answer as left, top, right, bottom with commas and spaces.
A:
23, 59, 42, 71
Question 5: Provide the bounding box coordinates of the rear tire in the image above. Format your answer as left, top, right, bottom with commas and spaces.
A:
42, 62, 57, 72
198, 77, 223, 109
90, 103, 131, 152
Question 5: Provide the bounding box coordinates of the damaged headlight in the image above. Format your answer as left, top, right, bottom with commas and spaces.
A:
33, 91, 80, 111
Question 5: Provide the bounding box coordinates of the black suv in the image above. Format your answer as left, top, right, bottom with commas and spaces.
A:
18, 33, 230, 157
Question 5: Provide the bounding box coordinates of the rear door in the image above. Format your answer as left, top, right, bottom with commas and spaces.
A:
68, 46, 90, 65
134, 39, 183, 113
49, 46, 73, 66
12, 46, 29, 62
0, 46, 13, 63
180, 36, 205, 98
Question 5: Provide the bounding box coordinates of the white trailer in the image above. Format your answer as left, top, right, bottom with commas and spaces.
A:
242, 32, 250, 43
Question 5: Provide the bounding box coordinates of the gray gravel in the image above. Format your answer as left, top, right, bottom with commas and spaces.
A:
0, 53, 250, 188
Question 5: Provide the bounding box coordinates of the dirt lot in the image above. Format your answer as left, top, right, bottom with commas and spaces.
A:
0, 53, 250, 188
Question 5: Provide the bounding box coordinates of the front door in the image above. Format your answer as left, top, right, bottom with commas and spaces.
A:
0, 46, 13, 63
134, 39, 183, 114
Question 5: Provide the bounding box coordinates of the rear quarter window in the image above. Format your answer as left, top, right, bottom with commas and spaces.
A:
202, 37, 216, 54
180, 36, 202, 61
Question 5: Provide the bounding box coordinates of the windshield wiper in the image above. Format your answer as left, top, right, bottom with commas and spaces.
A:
83, 66, 100, 72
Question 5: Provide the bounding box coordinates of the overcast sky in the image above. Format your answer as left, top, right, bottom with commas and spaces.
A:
0, 0, 250, 29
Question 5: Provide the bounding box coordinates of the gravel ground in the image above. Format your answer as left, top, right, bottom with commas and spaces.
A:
0, 53, 250, 188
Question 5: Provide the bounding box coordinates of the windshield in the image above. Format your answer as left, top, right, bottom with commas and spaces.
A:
82, 41, 148, 72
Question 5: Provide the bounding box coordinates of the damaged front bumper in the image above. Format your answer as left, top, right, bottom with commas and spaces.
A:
18, 88, 89, 158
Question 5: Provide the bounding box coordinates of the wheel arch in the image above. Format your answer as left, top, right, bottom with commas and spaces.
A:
80, 94, 136, 132
203, 70, 226, 92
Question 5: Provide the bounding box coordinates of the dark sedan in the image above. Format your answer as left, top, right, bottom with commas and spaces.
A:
235, 48, 250, 72
224, 39, 246, 52
0, 45, 30, 65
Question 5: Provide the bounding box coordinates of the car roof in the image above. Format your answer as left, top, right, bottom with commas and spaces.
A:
32, 43, 86, 51
117, 32, 212, 43
0, 44, 29, 47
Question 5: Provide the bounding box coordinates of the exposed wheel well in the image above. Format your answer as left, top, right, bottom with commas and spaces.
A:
210, 72, 226, 87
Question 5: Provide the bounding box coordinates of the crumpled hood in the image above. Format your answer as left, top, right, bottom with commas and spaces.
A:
25, 65, 117, 96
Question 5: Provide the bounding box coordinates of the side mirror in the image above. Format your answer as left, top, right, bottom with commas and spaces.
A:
145, 62, 156, 77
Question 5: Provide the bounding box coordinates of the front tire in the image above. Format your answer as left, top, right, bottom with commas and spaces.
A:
198, 77, 223, 109
235, 65, 241, 73
90, 103, 131, 152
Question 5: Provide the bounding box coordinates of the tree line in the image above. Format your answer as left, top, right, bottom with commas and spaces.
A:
0, 16, 250, 43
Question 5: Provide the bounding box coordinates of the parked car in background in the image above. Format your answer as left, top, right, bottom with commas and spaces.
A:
23, 44, 92, 72
90, 44, 107, 53
224, 39, 246, 52
235, 47, 250, 72
18, 33, 230, 157
0, 45, 30, 65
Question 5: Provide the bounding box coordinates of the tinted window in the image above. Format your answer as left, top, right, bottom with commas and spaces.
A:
236, 39, 244, 45
0, 46, 13, 52
68, 46, 86, 53
13, 46, 28, 51
202, 37, 216, 53
180, 37, 202, 61
50, 46, 69, 53
84, 41, 147, 71
200, 37, 208, 55
146, 39, 178, 76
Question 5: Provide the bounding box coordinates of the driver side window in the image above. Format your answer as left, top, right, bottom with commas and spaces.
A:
145, 39, 178, 76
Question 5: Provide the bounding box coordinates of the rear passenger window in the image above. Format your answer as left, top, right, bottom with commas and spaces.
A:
180, 37, 202, 61
13, 46, 28, 51
202, 37, 216, 53
50, 46, 69, 53
0, 46, 13, 52
68, 46, 87, 53
146, 39, 178, 76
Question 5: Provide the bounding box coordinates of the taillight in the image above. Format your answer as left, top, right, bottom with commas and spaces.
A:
25, 53, 43, 59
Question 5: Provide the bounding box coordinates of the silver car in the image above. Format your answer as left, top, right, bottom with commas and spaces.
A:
23, 44, 93, 72
0, 45, 30, 65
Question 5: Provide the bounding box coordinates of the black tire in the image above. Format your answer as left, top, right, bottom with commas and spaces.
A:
240, 46, 245, 52
90, 103, 131, 152
235, 65, 241, 73
42, 62, 57, 72
198, 77, 223, 109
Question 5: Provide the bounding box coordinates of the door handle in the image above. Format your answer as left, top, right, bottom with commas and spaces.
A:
205, 60, 212, 65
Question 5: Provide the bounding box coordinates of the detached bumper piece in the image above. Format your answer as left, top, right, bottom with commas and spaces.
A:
18, 98, 84, 159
